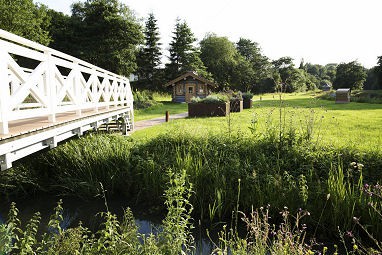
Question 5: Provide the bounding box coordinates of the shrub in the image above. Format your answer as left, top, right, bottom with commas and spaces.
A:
190, 94, 228, 104
242, 92, 254, 100
133, 90, 161, 109
228, 91, 243, 101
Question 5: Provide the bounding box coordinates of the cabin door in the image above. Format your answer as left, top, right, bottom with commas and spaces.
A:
185, 84, 196, 103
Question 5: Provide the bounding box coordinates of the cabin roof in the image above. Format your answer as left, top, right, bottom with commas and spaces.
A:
337, 88, 351, 93
164, 71, 218, 88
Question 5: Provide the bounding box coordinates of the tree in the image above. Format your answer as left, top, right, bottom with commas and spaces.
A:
325, 63, 337, 83
165, 19, 207, 80
333, 61, 366, 90
136, 13, 162, 90
0, 0, 51, 45
236, 38, 270, 90
47, 9, 76, 53
50, 0, 143, 76
377, 56, 382, 89
271, 57, 318, 92
200, 34, 239, 90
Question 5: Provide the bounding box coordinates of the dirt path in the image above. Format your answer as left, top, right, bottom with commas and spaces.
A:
133, 112, 188, 132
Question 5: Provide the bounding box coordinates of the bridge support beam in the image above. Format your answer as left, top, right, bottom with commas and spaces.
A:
0, 51, 9, 135
0, 154, 12, 171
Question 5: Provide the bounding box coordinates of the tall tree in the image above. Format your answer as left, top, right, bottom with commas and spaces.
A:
333, 61, 366, 90
236, 38, 270, 90
165, 19, 207, 80
52, 0, 143, 76
377, 56, 382, 89
200, 34, 238, 90
47, 9, 75, 53
0, 0, 51, 45
137, 13, 162, 90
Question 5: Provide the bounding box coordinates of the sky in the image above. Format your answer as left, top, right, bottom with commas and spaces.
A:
36, 0, 382, 68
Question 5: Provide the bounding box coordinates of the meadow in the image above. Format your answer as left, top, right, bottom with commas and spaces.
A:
1, 92, 381, 254
133, 92, 382, 151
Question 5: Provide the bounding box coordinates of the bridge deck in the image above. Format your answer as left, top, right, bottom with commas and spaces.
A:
0, 106, 132, 170
0, 106, 127, 142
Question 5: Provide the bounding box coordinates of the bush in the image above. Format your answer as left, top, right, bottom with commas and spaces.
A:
190, 94, 228, 104
133, 90, 161, 109
228, 91, 243, 101
242, 92, 254, 100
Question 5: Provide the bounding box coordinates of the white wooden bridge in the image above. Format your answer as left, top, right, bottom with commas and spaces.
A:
0, 29, 134, 170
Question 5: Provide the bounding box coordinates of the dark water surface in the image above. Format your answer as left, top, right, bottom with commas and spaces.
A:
0, 194, 215, 254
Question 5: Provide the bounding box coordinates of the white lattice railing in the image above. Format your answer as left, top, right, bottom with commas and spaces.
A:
0, 29, 133, 135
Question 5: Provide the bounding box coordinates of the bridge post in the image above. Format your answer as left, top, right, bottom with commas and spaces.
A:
73, 61, 82, 117
45, 51, 56, 123
0, 154, 12, 171
92, 68, 99, 113
0, 51, 9, 135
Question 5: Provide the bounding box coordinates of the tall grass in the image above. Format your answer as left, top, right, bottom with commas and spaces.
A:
6, 130, 381, 243
2, 170, 379, 254
2, 93, 382, 247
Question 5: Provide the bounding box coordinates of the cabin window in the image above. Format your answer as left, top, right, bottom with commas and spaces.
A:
178, 86, 182, 93
199, 86, 204, 93
188, 86, 193, 93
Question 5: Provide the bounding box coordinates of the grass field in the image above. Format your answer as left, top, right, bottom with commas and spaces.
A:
134, 93, 187, 121
132, 92, 382, 151
2, 92, 381, 252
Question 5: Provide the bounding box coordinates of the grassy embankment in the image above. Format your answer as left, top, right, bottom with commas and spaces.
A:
134, 92, 187, 121
1, 92, 381, 252
133, 92, 382, 151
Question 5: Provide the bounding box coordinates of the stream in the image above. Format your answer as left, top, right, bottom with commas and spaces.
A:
0, 194, 215, 254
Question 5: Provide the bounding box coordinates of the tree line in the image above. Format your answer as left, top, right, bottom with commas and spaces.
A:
1, 0, 381, 92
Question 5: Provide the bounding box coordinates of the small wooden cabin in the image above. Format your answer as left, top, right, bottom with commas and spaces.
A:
336, 88, 351, 103
164, 71, 217, 103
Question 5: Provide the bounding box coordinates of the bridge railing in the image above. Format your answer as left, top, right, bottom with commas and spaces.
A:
0, 29, 134, 135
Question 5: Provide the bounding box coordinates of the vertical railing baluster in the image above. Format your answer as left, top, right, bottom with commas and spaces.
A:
0, 50, 10, 134
73, 61, 82, 116
91, 68, 98, 112
45, 51, 56, 122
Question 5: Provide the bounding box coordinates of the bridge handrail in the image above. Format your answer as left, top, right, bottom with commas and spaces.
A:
0, 29, 134, 135
0, 29, 122, 79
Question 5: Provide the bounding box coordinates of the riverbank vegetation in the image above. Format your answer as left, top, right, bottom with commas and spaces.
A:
1, 93, 382, 252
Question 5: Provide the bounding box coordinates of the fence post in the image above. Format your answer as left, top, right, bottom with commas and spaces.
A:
92, 68, 99, 113
0, 50, 9, 134
45, 51, 56, 123
73, 61, 82, 116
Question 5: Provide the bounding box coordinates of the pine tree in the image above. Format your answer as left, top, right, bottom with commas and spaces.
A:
137, 13, 162, 90
165, 19, 207, 80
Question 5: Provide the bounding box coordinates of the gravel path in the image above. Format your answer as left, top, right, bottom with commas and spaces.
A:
133, 112, 188, 132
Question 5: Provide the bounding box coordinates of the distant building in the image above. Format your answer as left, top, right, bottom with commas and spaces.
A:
129, 73, 139, 82
336, 88, 351, 103
164, 71, 218, 103
321, 82, 332, 91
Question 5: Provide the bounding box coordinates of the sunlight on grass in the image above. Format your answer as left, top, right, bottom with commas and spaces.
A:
134, 93, 188, 121
132, 93, 382, 151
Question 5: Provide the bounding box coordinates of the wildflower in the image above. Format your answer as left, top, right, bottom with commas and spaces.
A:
353, 244, 358, 251
326, 194, 330, 200
346, 231, 354, 238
